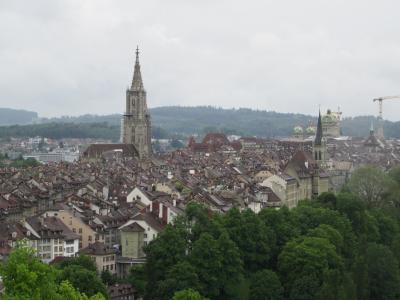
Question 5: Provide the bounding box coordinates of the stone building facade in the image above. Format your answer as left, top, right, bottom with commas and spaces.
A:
122, 47, 152, 158
321, 109, 341, 138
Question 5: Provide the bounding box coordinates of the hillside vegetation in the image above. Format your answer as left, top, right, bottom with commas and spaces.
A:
2, 106, 400, 139
0, 108, 37, 125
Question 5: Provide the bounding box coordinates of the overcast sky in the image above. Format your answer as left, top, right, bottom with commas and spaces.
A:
1, 1, 400, 120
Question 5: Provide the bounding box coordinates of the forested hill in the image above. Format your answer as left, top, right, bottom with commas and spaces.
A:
2, 106, 400, 138
0, 108, 38, 126
38, 106, 400, 138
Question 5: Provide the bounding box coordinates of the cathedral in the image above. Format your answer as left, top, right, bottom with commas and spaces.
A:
122, 47, 152, 158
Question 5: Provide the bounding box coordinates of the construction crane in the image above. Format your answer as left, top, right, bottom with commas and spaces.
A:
372, 95, 400, 139
373, 95, 400, 119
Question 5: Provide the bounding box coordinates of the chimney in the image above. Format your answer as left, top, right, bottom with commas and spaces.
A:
159, 203, 163, 219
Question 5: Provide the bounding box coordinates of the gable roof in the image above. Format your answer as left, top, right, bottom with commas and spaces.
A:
82, 144, 138, 158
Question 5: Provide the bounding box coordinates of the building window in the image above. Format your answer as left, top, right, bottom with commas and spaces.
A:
144, 234, 147, 238
88, 236, 92, 241
78, 228, 82, 234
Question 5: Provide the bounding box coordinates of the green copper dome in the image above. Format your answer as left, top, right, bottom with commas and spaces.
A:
293, 126, 304, 134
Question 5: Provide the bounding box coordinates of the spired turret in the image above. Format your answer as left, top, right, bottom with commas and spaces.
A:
313, 110, 327, 168
122, 47, 152, 158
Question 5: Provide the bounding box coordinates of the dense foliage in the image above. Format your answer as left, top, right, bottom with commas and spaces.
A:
0, 122, 120, 141
39, 106, 400, 138
0, 154, 39, 168
0, 122, 169, 141
137, 166, 400, 300
54, 255, 108, 298
0, 246, 106, 300
3, 106, 400, 139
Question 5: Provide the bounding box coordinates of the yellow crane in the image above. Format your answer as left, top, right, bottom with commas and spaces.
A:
372, 95, 400, 139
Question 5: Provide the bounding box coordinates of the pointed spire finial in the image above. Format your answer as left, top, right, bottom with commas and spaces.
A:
135, 46, 140, 64
131, 45, 144, 90
315, 108, 323, 145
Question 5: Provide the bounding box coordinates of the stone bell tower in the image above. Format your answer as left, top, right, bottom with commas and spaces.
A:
122, 47, 152, 158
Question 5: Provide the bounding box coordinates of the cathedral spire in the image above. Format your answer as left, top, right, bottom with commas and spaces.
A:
315, 110, 323, 146
131, 46, 144, 91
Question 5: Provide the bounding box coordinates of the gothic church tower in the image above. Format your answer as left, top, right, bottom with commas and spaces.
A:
123, 47, 152, 158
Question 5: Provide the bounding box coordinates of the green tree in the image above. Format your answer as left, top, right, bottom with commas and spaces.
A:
58, 281, 106, 300
0, 246, 105, 300
335, 193, 366, 236
307, 224, 344, 254
127, 264, 147, 297
278, 237, 344, 299
224, 208, 275, 272
249, 269, 283, 300
259, 207, 299, 267
58, 264, 107, 298
101, 270, 116, 286
144, 225, 188, 299
316, 192, 337, 210
290, 204, 356, 262
216, 231, 244, 299
57, 255, 97, 273
0, 245, 60, 299
156, 261, 200, 300
370, 210, 399, 247
364, 243, 400, 299
347, 166, 395, 208
57, 255, 107, 297
55, 255, 106, 297
172, 289, 209, 300
189, 233, 222, 299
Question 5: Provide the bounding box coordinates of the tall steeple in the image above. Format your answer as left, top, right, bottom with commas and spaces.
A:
123, 46, 152, 158
315, 110, 323, 146
131, 46, 144, 91
313, 109, 327, 167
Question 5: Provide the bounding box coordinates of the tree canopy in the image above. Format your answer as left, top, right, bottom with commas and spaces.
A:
0, 245, 106, 300
140, 181, 400, 300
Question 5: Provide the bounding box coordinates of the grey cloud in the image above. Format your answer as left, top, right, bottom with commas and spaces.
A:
0, 0, 400, 120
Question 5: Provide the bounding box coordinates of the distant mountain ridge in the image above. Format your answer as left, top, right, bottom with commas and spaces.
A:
1, 106, 400, 138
